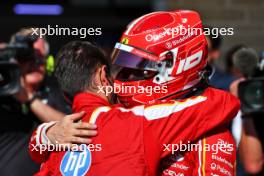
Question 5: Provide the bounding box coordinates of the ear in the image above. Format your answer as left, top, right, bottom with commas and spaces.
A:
99, 65, 110, 87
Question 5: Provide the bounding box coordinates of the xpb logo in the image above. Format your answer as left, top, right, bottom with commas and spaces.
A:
60, 144, 91, 176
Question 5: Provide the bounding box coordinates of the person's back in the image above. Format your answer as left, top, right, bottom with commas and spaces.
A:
160, 86, 237, 176
33, 87, 239, 176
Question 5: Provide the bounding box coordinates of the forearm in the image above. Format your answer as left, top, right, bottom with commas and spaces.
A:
30, 98, 65, 122
29, 122, 57, 163
240, 119, 264, 174
28, 113, 97, 164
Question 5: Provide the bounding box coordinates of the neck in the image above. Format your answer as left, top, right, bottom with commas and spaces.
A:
85, 90, 109, 102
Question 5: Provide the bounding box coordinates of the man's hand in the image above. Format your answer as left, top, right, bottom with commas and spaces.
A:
46, 111, 98, 145
229, 77, 245, 97
14, 77, 34, 103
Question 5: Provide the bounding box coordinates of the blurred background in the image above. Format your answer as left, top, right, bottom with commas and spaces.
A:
0, 0, 263, 175
0, 0, 152, 55
0, 0, 263, 56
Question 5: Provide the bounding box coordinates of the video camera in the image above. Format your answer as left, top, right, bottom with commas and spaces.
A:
237, 48, 264, 115
0, 35, 38, 96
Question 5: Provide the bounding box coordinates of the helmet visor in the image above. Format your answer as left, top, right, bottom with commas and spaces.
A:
112, 43, 160, 71
111, 43, 159, 81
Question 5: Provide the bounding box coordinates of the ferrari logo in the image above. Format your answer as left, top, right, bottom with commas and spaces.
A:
121, 37, 129, 44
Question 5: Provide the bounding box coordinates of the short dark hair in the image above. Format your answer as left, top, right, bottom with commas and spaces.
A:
55, 41, 111, 98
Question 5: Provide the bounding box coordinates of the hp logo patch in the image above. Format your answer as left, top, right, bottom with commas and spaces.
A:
60, 144, 91, 176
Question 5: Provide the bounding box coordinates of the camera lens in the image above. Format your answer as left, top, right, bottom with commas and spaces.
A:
244, 81, 264, 110
0, 69, 11, 87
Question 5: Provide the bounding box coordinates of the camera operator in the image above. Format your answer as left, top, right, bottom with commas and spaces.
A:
229, 47, 264, 175
10, 28, 70, 121
0, 28, 70, 175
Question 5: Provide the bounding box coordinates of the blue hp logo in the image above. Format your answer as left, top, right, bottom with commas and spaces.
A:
60, 144, 91, 176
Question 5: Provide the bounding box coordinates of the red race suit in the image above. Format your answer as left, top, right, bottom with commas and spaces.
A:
161, 128, 237, 176
29, 87, 239, 176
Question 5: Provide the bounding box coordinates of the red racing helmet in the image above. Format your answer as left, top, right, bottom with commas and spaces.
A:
112, 10, 208, 107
